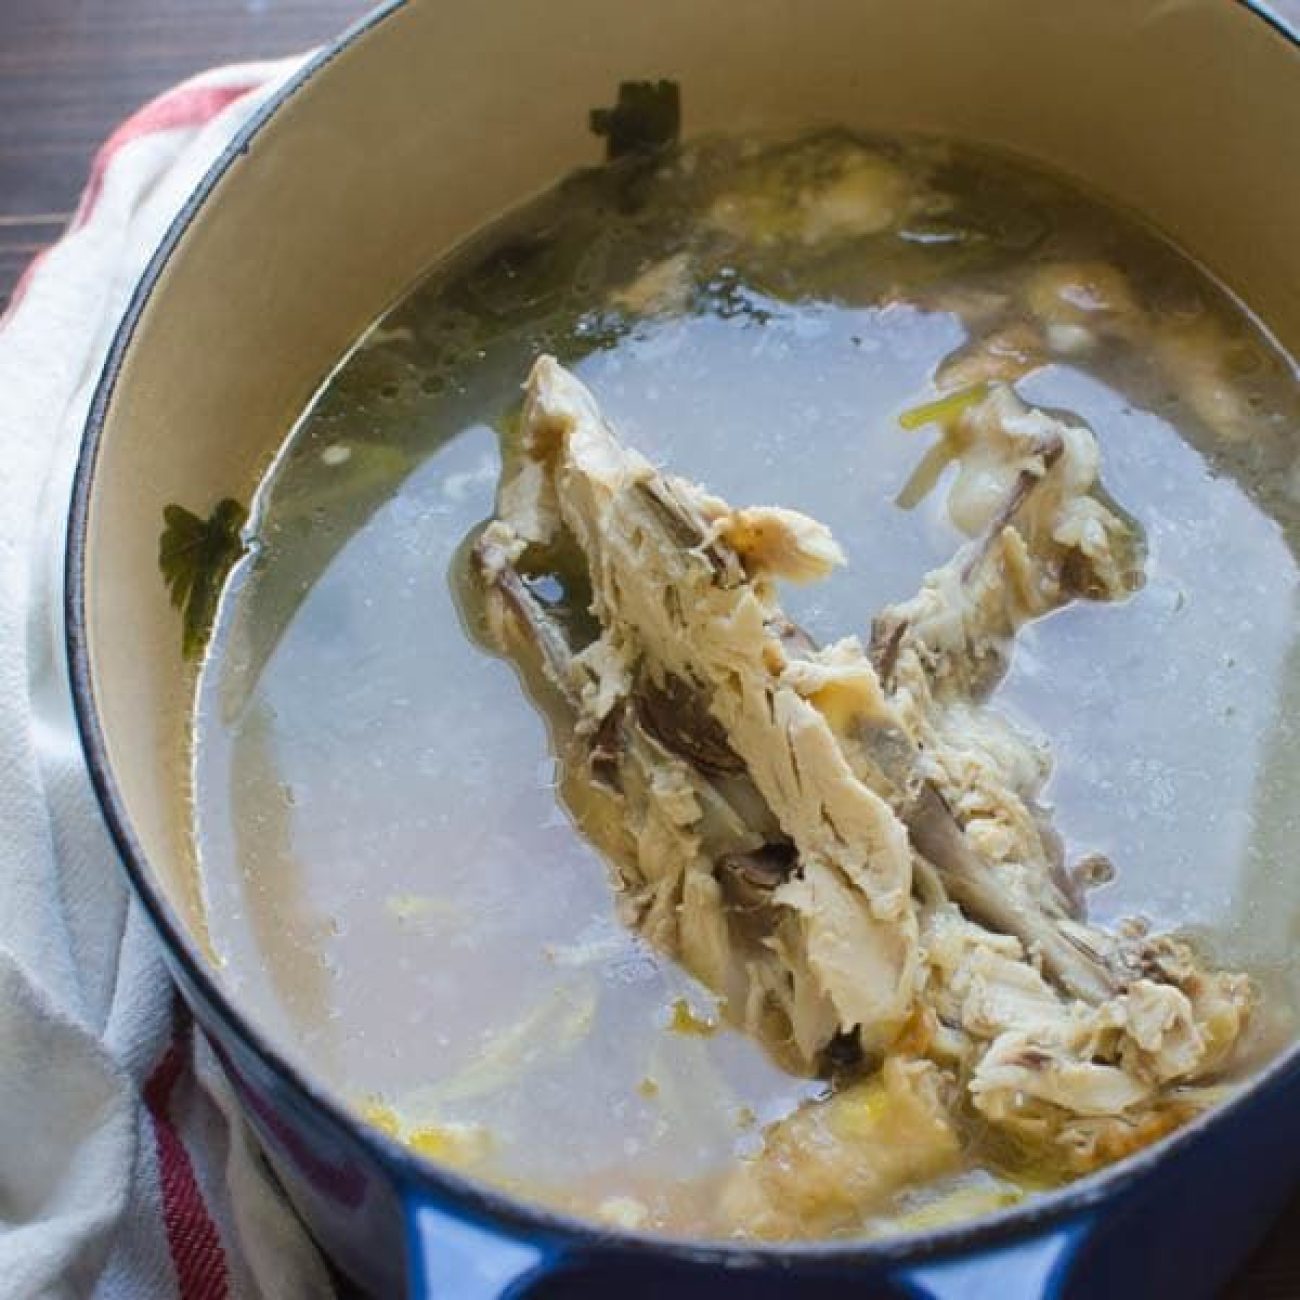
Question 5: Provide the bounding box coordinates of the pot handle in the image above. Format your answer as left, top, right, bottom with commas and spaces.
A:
404, 1190, 558, 1299
889, 1218, 1093, 1300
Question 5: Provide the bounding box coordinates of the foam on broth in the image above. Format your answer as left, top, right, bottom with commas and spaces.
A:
192, 130, 1300, 1236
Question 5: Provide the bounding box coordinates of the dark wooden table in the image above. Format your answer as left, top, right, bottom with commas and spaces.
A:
4, 2, 1299, 1295
0, 0, 371, 296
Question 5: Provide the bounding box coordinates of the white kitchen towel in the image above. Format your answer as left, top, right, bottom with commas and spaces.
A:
0, 58, 339, 1300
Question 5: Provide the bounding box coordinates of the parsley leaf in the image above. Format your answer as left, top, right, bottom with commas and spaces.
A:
589, 80, 681, 160
158, 498, 248, 661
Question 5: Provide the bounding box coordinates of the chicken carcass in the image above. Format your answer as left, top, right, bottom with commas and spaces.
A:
472, 357, 1251, 1231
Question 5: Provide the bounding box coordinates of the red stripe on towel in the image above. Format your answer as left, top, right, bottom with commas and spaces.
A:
73, 82, 261, 229
144, 1009, 230, 1300
4, 78, 262, 320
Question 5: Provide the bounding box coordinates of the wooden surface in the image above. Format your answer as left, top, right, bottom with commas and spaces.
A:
0, 0, 372, 298
4, 1, 1300, 1295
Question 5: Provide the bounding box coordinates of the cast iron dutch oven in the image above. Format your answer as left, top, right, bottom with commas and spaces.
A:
65, 0, 1300, 1294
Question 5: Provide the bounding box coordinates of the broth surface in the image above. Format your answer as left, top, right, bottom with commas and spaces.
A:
192, 130, 1300, 1236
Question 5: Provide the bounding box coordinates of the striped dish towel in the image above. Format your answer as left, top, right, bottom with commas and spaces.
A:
0, 60, 337, 1300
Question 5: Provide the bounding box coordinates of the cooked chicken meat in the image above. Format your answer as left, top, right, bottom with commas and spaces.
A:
474, 356, 1252, 1231
1022, 260, 1145, 355
934, 322, 1045, 392
720, 1057, 961, 1238
706, 138, 917, 248
479, 357, 919, 1065
931, 259, 1265, 448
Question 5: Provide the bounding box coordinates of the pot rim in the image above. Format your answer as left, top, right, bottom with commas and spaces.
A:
62, 0, 1300, 1272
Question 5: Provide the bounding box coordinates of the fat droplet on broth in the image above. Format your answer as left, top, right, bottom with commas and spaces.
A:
191, 128, 1300, 1235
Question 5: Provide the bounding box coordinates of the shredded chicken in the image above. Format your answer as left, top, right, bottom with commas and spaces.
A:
933, 260, 1267, 447
1153, 314, 1263, 444
473, 357, 1253, 1233
1022, 260, 1145, 355
706, 138, 917, 248
720, 1057, 961, 1238
935, 321, 1045, 392
610, 252, 695, 317
479, 358, 918, 1064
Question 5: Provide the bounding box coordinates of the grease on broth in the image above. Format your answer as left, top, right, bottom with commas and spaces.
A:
192, 130, 1300, 1239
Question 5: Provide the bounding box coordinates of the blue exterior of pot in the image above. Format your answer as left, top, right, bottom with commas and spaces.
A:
156, 935, 1300, 1297
65, 1, 1300, 1295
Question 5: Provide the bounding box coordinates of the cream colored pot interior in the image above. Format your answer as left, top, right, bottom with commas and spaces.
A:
83, 0, 1300, 956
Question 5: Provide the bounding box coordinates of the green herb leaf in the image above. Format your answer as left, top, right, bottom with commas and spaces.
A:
158, 497, 248, 661
589, 80, 681, 160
